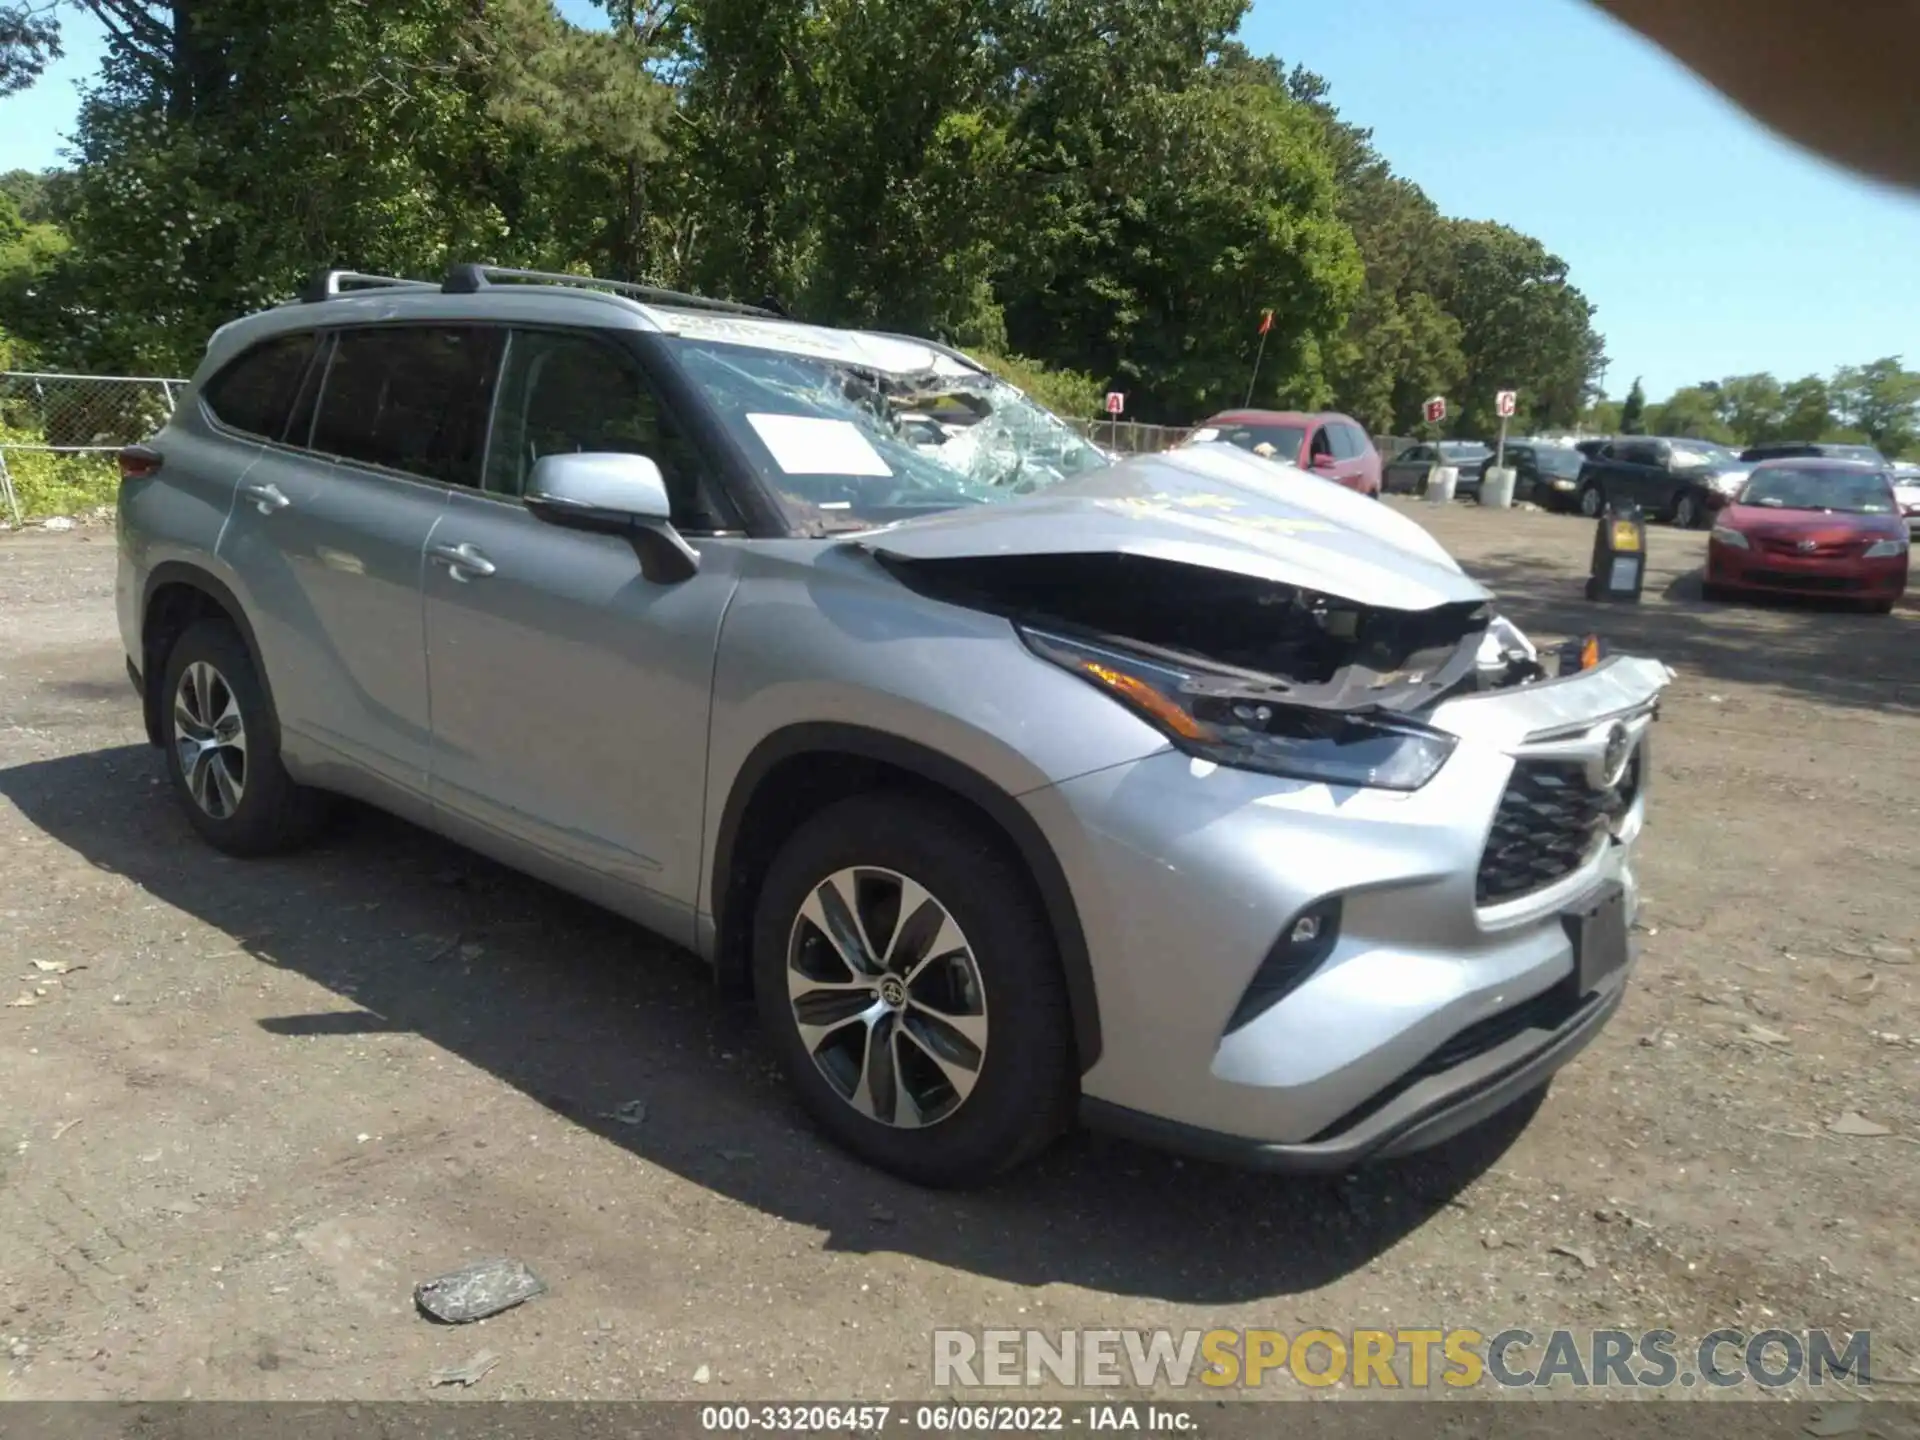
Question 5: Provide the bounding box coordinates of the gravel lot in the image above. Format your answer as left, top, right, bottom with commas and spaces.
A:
1, 501, 1917, 1401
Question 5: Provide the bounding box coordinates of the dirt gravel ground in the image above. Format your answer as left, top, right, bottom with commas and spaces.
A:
1, 501, 1917, 1402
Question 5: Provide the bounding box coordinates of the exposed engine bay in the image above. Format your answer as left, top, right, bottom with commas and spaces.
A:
876, 551, 1548, 714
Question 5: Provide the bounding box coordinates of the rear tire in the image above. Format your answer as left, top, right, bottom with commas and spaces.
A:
1868, 599, 1896, 615
751, 792, 1077, 1187
159, 619, 330, 856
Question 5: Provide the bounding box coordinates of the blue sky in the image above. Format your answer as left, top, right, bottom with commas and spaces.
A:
4, 0, 1917, 401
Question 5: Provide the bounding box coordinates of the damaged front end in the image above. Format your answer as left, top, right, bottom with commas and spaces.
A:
875, 550, 1549, 793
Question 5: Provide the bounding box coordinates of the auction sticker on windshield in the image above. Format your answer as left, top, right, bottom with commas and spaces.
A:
746, 414, 894, 476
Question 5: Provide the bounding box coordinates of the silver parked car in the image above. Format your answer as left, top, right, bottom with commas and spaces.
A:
116, 266, 1672, 1186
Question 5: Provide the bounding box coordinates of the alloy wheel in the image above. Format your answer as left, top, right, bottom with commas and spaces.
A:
1675, 494, 1698, 528
1580, 485, 1603, 517
785, 866, 989, 1129
173, 660, 248, 819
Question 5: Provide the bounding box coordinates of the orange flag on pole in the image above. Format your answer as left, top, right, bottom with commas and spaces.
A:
1258, 308, 1274, 335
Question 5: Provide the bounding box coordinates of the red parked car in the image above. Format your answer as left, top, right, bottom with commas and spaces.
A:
1184, 409, 1383, 497
1705, 459, 1910, 613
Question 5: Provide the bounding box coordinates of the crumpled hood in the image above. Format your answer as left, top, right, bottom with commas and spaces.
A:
857, 444, 1491, 613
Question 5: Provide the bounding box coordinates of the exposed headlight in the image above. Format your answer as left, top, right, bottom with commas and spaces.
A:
1019, 627, 1459, 792
1710, 525, 1750, 549
1864, 538, 1907, 558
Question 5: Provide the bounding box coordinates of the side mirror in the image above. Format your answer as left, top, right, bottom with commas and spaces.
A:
1311, 452, 1339, 471
524, 452, 699, 584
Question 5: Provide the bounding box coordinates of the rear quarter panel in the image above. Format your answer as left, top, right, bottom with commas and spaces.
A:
118, 402, 250, 669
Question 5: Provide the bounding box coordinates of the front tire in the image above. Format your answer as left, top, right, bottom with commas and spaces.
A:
1673, 492, 1701, 529
1578, 482, 1606, 518
159, 618, 329, 856
751, 792, 1077, 1187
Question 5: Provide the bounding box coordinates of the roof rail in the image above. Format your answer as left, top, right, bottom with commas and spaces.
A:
301, 269, 438, 304
441, 263, 781, 319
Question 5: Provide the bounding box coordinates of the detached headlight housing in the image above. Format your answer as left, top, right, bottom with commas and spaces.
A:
1864, 537, 1907, 558
1019, 627, 1458, 792
1710, 525, 1750, 549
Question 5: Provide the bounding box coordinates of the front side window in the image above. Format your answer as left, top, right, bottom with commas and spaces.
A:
661, 337, 1111, 533
1337, 425, 1371, 459
484, 329, 725, 530
1308, 426, 1336, 461
311, 327, 501, 486
202, 332, 319, 441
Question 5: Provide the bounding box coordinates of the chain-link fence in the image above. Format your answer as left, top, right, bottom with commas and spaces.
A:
0, 371, 186, 528
1070, 420, 1425, 464
1069, 419, 1194, 454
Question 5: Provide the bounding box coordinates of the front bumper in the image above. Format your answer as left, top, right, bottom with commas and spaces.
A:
1083, 958, 1628, 1172
1708, 543, 1908, 597
1029, 656, 1668, 1164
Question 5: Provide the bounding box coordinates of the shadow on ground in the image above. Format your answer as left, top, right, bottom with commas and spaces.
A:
1463, 545, 1920, 716
0, 744, 1535, 1306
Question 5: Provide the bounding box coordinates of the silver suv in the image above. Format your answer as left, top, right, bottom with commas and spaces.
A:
116, 265, 1672, 1187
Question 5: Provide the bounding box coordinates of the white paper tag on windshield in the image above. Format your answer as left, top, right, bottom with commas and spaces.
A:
746, 414, 893, 477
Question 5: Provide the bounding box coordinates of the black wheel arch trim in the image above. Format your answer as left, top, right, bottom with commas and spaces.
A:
139, 561, 281, 750
711, 722, 1102, 1072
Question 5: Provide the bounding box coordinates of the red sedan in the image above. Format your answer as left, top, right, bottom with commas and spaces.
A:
1705, 459, 1910, 614
1183, 409, 1383, 497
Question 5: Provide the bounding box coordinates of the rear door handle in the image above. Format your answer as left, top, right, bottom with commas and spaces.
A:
427, 541, 497, 581
238, 480, 289, 514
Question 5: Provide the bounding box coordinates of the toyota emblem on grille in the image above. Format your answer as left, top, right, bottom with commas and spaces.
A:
1589, 722, 1633, 791
1797, 539, 1819, 552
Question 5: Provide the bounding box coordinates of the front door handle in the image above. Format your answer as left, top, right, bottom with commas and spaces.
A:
427, 541, 497, 581
238, 481, 289, 515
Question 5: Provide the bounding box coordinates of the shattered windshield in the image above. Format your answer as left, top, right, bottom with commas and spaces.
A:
664, 338, 1113, 534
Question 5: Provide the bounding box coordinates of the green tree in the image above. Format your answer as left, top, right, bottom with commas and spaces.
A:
1713, 372, 1783, 445
14, 0, 673, 372
1619, 377, 1647, 434
1282, 63, 1466, 433
1777, 375, 1833, 441
1648, 383, 1733, 442
986, 7, 1360, 419
0, 1, 60, 97
1581, 398, 1623, 435
1435, 219, 1603, 438
1831, 357, 1920, 454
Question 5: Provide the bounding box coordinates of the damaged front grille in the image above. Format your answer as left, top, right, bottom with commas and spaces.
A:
1476, 756, 1632, 906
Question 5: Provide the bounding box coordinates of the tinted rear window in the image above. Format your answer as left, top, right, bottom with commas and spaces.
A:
202, 333, 318, 440
311, 327, 502, 485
